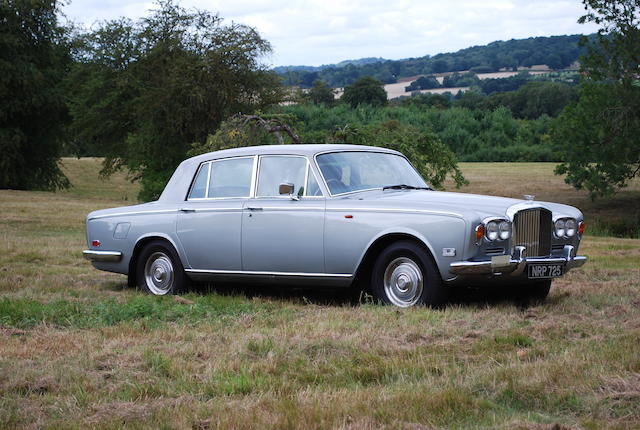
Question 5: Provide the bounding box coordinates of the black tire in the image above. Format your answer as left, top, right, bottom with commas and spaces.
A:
520, 279, 552, 304
371, 240, 448, 307
136, 240, 189, 295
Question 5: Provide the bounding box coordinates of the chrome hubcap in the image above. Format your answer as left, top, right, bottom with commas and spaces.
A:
144, 252, 174, 295
383, 257, 423, 307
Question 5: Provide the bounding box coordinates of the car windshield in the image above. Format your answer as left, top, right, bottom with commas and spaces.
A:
316, 151, 428, 195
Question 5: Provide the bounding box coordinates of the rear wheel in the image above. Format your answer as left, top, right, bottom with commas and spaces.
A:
136, 240, 189, 295
371, 241, 448, 307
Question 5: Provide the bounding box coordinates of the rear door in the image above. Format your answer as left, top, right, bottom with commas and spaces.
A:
176, 156, 256, 270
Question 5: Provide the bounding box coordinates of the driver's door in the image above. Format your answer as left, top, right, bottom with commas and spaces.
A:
241, 155, 326, 274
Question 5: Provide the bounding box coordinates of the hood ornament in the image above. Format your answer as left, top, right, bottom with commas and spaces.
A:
524, 194, 535, 201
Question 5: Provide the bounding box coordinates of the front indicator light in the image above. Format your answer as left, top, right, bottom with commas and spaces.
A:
578, 221, 585, 236
475, 224, 484, 243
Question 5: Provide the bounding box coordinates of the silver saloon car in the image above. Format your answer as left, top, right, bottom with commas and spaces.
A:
83, 144, 587, 307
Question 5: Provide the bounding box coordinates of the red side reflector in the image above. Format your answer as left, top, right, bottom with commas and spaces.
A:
92, 240, 101, 247
578, 221, 585, 236
344, 215, 353, 219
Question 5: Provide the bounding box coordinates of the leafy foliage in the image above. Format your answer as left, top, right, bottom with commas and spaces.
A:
308, 80, 336, 106
276, 103, 556, 163
342, 77, 387, 108
67, 0, 283, 201
278, 35, 589, 88
405, 75, 441, 91
0, 0, 70, 191
553, 0, 640, 197
327, 121, 467, 190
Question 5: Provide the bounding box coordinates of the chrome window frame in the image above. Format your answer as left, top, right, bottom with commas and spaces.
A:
254, 154, 325, 199
313, 150, 428, 198
186, 155, 257, 201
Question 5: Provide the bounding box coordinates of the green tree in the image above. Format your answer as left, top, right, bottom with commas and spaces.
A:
68, 0, 283, 201
0, 0, 70, 190
553, 0, 640, 197
327, 121, 467, 190
341, 76, 387, 108
308, 80, 335, 105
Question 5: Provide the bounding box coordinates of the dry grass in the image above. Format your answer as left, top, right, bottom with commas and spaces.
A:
0, 159, 638, 429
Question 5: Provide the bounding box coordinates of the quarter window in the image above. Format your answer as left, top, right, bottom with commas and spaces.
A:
306, 167, 322, 197
257, 156, 307, 197
188, 163, 209, 199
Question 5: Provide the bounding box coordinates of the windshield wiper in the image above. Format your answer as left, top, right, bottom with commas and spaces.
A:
382, 184, 432, 191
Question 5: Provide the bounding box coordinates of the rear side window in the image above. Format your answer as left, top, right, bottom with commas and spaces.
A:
208, 158, 253, 198
188, 157, 253, 199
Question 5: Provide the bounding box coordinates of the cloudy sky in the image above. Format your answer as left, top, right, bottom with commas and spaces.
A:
62, 0, 600, 67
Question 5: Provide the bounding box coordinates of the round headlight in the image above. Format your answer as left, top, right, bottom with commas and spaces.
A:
565, 218, 576, 237
554, 219, 566, 238
498, 221, 511, 240
486, 221, 499, 241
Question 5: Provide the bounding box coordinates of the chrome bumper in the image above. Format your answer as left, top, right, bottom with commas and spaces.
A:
83, 250, 122, 263
449, 245, 587, 276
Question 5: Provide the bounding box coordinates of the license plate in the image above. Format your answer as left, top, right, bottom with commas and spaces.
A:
528, 264, 564, 279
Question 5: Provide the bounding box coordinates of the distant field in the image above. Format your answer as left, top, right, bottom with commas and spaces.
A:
444, 163, 640, 238
0, 158, 638, 429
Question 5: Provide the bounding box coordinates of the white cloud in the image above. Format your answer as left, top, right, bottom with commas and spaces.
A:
63, 0, 601, 66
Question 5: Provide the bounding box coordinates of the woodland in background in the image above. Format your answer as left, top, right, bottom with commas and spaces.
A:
0, 0, 638, 205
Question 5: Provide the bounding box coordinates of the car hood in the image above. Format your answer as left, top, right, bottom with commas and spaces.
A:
336, 189, 583, 221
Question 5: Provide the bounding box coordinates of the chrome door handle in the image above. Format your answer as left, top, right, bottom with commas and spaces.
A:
245, 207, 263, 211
179, 208, 196, 213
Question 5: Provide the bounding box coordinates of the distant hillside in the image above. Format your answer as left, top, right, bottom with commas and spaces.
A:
277, 34, 592, 88
273, 57, 386, 74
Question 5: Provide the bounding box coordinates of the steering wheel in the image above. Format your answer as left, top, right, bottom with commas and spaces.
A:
326, 178, 347, 194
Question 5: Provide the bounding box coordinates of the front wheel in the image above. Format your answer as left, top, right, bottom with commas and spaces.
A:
136, 240, 189, 295
371, 241, 448, 307
520, 279, 551, 304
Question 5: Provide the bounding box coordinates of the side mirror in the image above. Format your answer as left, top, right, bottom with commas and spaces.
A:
278, 182, 299, 200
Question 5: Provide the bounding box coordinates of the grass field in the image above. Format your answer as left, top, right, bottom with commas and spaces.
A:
0, 158, 638, 429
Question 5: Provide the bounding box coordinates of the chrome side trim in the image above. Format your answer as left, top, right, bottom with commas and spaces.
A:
185, 269, 352, 278
326, 207, 463, 218
83, 250, 122, 262
88, 210, 177, 220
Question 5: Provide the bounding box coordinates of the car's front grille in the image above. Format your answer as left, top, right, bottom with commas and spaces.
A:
513, 208, 552, 257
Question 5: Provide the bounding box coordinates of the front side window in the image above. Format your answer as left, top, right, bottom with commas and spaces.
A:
316, 151, 427, 195
257, 156, 307, 197
207, 157, 253, 198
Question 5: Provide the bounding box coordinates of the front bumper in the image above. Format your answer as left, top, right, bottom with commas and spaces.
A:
83, 250, 122, 263
449, 245, 587, 276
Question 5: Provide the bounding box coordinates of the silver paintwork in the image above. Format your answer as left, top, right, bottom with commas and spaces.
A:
83, 144, 587, 289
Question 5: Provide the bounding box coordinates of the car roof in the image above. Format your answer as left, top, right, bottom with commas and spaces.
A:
158, 144, 402, 203
184, 143, 401, 165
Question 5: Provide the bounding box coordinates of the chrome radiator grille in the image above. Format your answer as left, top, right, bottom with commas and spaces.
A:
513, 208, 552, 257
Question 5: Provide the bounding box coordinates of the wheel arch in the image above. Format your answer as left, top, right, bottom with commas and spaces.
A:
353, 231, 438, 290
127, 234, 183, 287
